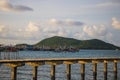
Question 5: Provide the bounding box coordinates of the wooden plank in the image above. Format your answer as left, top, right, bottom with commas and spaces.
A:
78, 61, 88, 64
1, 58, 120, 63
26, 62, 44, 66
5, 63, 24, 67
92, 60, 99, 63
46, 61, 63, 65
64, 61, 77, 64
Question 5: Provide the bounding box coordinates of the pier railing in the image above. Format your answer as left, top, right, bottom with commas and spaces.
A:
0, 58, 120, 80
0, 51, 19, 60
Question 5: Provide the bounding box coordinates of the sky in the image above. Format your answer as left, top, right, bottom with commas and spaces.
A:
0, 0, 120, 46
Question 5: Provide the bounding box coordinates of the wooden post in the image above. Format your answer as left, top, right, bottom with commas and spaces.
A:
51, 65, 55, 80
33, 66, 38, 80
11, 67, 17, 80
104, 61, 107, 80
81, 64, 85, 80
114, 60, 117, 80
66, 64, 71, 80
93, 63, 97, 80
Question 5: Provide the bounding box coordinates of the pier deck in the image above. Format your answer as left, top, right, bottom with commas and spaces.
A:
0, 58, 120, 80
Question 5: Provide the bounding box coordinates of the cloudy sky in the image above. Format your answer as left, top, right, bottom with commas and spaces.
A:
0, 0, 120, 46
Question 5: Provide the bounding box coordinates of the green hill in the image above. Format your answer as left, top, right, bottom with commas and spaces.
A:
35, 36, 120, 50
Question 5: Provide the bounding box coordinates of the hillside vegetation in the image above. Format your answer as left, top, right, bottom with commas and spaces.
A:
35, 36, 119, 49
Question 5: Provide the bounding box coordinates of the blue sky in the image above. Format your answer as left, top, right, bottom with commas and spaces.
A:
0, 0, 120, 46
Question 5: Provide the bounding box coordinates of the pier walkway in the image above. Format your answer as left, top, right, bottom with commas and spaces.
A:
0, 58, 120, 80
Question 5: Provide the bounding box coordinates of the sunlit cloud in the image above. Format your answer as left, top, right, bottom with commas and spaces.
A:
47, 18, 62, 26
25, 22, 39, 32
112, 17, 120, 30
83, 25, 107, 37
0, 0, 33, 12
73, 32, 87, 40
0, 18, 120, 46
0, 24, 9, 38
0, 24, 5, 32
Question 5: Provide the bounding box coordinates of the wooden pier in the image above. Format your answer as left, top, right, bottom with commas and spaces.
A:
0, 58, 120, 80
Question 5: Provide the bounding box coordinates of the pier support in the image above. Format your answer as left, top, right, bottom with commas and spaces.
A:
5, 63, 24, 80
66, 64, 71, 80
33, 66, 38, 80
0, 52, 1, 60
104, 60, 107, 80
27, 62, 44, 80
93, 62, 97, 80
46, 61, 63, 80
114, 60, 117, 80
11, 67, 17, 80
64, 61, 77, 80
51, 65, 55, 80
81, 63, 85, 80
78, 61, 87, 80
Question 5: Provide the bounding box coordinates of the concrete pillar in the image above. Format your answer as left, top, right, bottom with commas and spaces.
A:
46, 61, 63, 80
51, 65, 55, 80
114, 60, 117, 80
93, 63, 97, 80
26, 62, 44, 80
11, 67, 17, 80
104, 61, 107, 80
33, 66, 38, 80
81, 64, 85, 80
66, 64, 71, 80
64, 61, 77, 80
5, 63, 25, 80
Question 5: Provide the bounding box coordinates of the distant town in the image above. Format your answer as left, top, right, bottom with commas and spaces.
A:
0, 44, 79, 52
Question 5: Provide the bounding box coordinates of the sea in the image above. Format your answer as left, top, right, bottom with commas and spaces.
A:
0, 50, 120, 80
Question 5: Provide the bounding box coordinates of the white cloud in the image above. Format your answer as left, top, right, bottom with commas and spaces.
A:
73, 32, 87, 40
17, 21, 68, 40
48, 18, 62, 26
47, 18, 84, 26
1, 18, 120, 46
0, 22, 108, 44
0, 24, 5, 32
0, 0, 33, 12
0, 24, 9, 38
112, 17, 120, 29
42, 24, 67, 37
83, 25, 107, 37
65, 19, 84, 26
25, 22, 39, 32
0, 22, 40, 41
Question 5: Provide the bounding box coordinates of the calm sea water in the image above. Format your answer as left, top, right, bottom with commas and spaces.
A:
0, 50, 120, 80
